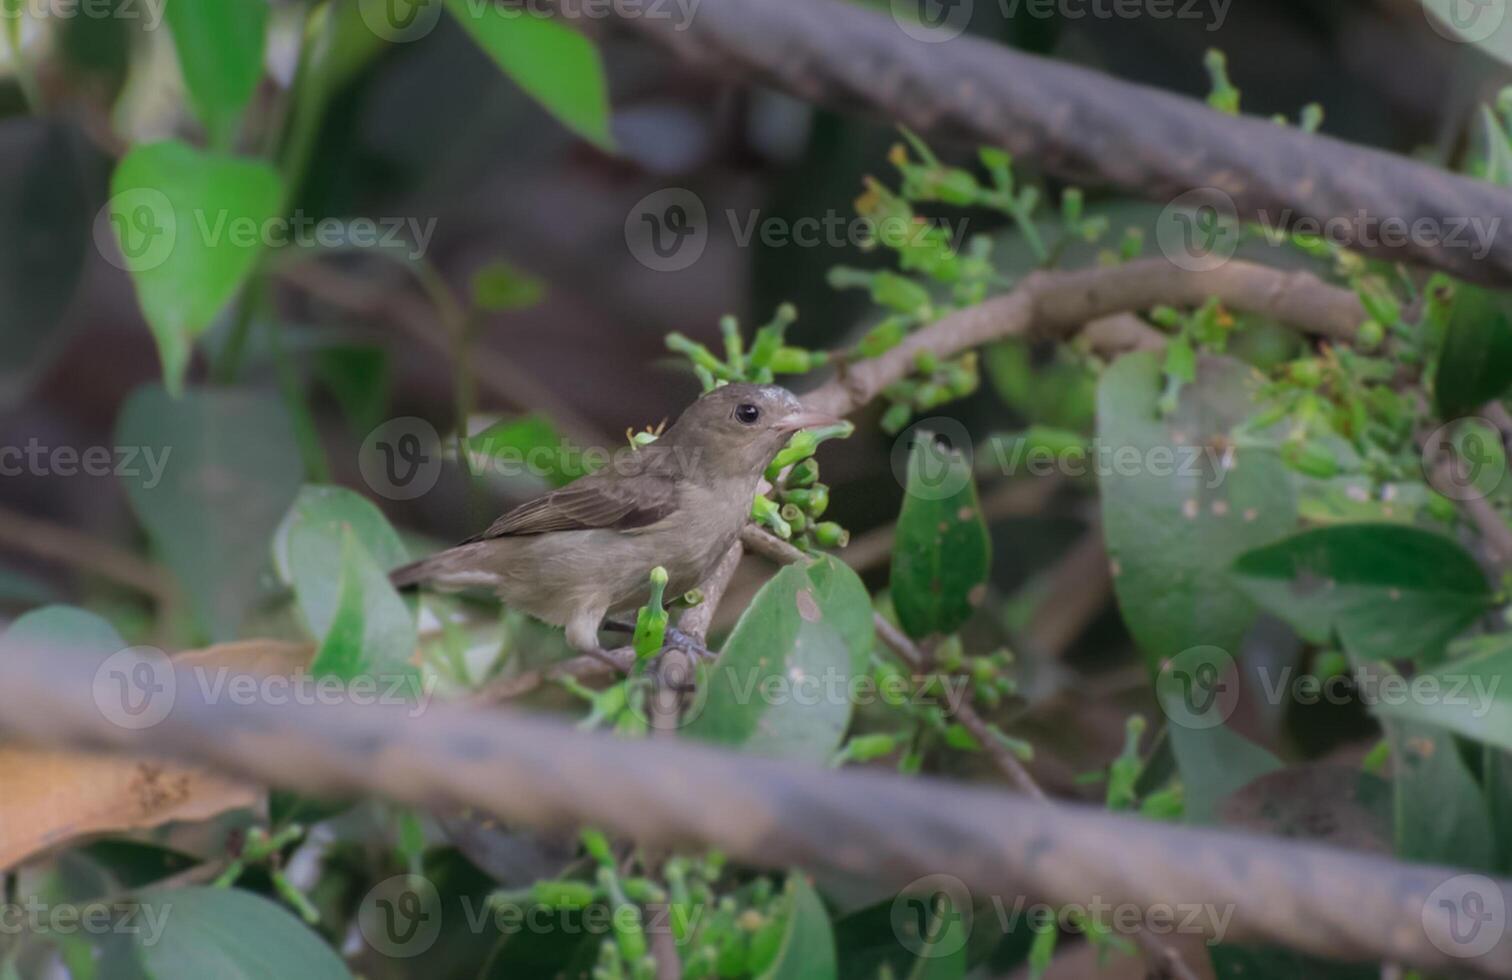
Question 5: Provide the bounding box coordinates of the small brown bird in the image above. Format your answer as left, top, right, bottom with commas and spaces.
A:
390, 384, 839, 661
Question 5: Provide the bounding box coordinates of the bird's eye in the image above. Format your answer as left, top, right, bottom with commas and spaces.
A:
734, 403, 761, 425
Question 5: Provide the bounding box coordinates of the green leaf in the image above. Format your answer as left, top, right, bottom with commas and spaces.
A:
890, 432, 991, 640
1230, 524, 1491, 664
1097, 352, 1296, 671
313, 346, 390, 436
444, 0, 614, 151
471, 260, 545, 311
273, 484, 410, 635
464, 415, 574, 486
309, 526, 418, 681
272, 486, 415, 680
1388, 719, 1496, 869
0, 605, 126, 657
1164, 720, 1281, 825
1434, 283, 1512, 418
164, 0, 270, 150
1374, 637, 1512, 753
758, 874, 838, 980
116, 384, 304, 641
685, 555, 872, 763
133, 887, 350, 980
110, 142, 283, 395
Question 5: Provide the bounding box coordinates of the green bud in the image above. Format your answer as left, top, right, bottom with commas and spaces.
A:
1287, 358, 1324, 387
914, 350, 940, 374
871, 271, 933, 315
621, 878, 667, 904
769, 346, 818, 374
1356, 319, 1384, 349
1281, 439, 1339, 478
787, 458, 820, 488
665, 332, 730, 378
935, 634, 964, 671
785, 483, 829, 518
929, 168, 981, 206
684, 946, 717, 978
845, 733, 900, 763
1061, 187, 1084, 226
880, 402, 913, 435
1427, 492, 1457, 523
914, 382, 950, 409
581, 829, 614, 865
532, 880, 599, 909
857, 317, 909, 358
779, 503, 807, 532
813, 522, 850, 548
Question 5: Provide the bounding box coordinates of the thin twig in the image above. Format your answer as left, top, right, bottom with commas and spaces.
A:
276, 260, 606, 447
0, 504, 176, 603
802, 259, 1362, 420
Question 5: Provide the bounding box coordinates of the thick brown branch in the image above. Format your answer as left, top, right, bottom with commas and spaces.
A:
2, 645, 1507, 977
544, 0, 1512, 284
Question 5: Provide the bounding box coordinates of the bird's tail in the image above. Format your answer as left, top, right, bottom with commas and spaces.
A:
388, 556, 436, 590
389, 542, 496, 593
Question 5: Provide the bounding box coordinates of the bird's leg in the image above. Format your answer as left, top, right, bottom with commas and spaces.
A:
600, 618, 715, 664
567, 612, 635, 676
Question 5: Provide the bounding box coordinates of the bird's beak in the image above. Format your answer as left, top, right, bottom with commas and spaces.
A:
775, 409, 844, 434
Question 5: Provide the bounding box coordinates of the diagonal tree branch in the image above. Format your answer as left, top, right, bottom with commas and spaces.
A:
542, 0, 1512, 284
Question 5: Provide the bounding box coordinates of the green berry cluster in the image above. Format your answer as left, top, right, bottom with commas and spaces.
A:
878, 349, 981, 435
832, 638, 1031, 774
750, 425, 852, 550
666, 305, 826, 392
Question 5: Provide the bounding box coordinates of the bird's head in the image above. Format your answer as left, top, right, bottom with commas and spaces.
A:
661, 383, 841, 483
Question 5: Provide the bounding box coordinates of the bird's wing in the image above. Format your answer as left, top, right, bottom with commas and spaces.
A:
468, 467, 680, 539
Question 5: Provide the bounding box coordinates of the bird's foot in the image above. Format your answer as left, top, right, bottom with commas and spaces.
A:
660, 625, 717, 663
